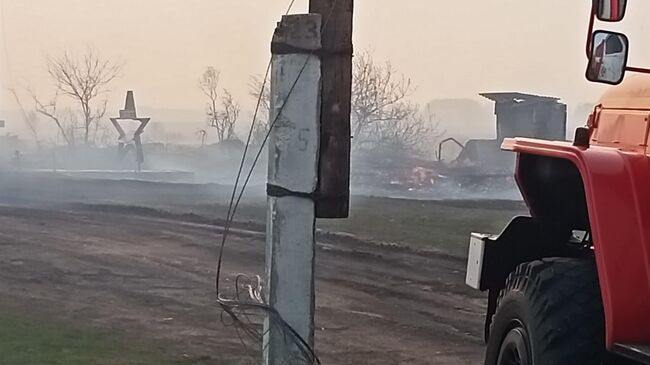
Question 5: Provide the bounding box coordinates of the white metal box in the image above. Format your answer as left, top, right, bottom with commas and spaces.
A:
466, 233, 488, 290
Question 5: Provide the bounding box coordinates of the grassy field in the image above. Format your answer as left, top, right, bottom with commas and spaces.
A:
194, 196, 527, 257
319, 197, 527, 256
0, 177, 527, 363
0, 309, 209, 365
0, 176, 526, 257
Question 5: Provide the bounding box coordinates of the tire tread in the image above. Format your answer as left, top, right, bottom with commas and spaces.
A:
488, 257, 605, 365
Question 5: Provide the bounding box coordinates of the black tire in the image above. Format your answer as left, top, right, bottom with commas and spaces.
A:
485, 257, 606, 365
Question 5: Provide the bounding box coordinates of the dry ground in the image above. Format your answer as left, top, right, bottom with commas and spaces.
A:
0, 175, 524, 364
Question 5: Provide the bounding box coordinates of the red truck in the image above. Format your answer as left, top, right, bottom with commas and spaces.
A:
466, 1, 650, 364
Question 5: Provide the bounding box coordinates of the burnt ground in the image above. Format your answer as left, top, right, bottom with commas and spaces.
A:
0, 175, 503, 364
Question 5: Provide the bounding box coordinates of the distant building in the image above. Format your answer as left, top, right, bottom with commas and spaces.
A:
480, 92, 567, 142
457, 92, 567, 172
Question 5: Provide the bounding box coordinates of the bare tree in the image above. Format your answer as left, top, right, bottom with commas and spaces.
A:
248, 74, 271, 146
46, 50, 120, 145
199, 66, 221, 135
373, 112, 444, 153
352, 51, 415, 144
62, 109, 84, 145
247, 53, 440, 152
209, 89, 240, 142
28, 89, 74, 147
351, 51, 442, 153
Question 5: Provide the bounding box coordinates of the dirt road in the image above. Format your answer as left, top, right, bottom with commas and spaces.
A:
0, 203, 485, 364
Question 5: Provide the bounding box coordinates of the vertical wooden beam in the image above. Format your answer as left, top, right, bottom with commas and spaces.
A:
310, 0, 353, 218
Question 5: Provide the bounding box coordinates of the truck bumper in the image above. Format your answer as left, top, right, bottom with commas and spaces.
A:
463, 216, 549, 292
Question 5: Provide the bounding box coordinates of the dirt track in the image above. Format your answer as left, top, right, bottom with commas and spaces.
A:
0, 202, 486, 364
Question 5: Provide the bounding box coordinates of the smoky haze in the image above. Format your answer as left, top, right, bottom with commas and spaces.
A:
1, 0, 649, 197
4, 2, 650, 120
0, 4, 639, 364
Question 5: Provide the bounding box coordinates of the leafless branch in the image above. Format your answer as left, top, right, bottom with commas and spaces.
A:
199, 67, 221, 139
208, 89, 240, 142
27, 88, 74, 147
8, 88, 40, 148
351, 50, 442, 153
372, 111, 445, 153
200, 66, 240, 142
351, 50, 415, 142
248, 74, 271, 146
46, 49, 121, 145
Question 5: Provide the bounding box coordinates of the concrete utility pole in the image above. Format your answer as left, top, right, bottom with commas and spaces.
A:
264, 2, 353, 363
264, 14, 322, 365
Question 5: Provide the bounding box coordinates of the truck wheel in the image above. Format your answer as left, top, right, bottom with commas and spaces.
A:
485, 258, 605, 365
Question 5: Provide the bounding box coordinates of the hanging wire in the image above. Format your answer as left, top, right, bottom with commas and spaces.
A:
214, 1, 341, 364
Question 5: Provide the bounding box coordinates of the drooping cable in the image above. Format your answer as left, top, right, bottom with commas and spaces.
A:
214, 1, 340, 363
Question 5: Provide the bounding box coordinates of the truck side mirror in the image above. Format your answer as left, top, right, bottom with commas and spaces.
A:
596, 0, 627, 22
586, 30, 629, 85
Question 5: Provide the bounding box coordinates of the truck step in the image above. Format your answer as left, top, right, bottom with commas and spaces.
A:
613, 343, 650, 364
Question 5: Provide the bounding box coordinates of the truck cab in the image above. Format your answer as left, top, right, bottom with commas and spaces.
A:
465, 1, 650, 364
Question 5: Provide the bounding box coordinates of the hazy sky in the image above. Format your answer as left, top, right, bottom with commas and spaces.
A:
2, 1, 650, 128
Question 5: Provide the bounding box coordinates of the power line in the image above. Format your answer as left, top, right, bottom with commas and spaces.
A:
215, 0, 297, 295
215, 1, 340, 363
285, 0, 297, 14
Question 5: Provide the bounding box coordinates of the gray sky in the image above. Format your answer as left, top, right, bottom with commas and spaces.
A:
2, 0, 650, 127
